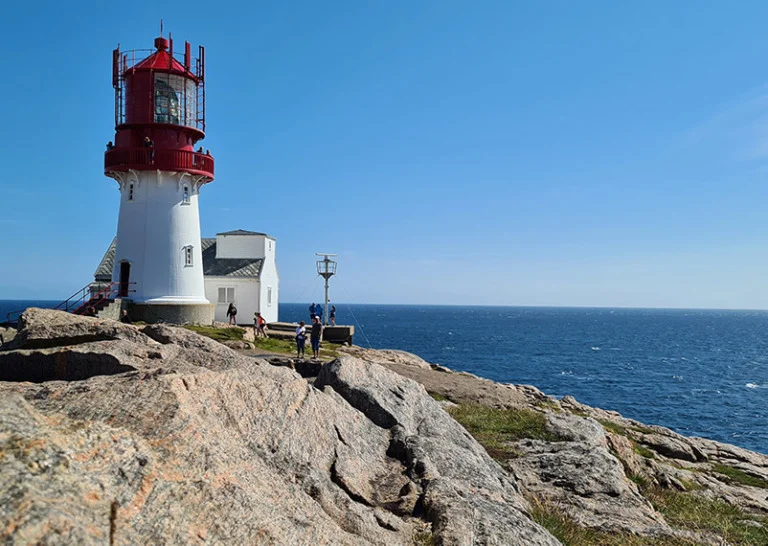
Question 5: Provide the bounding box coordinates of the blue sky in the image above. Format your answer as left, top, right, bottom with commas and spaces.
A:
2, 1, 768, 308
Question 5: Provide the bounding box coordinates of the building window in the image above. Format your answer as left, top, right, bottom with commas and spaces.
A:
184, 246, 193, 266
218, 287, 235, 304
268, 240, 272, 251
267, 286, 273, 306
182, 186, 190, 204
128, 183, 134, 201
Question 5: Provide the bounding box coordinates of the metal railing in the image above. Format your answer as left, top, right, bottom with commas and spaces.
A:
3, 282, 136, 325
105, 147, 214, 177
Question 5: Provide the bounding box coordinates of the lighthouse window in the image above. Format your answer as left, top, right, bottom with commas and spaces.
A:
155, 78, 180, 125
182, 186, 190, 204
184, 245, 193, 267
128, 183, 134, 201
267, 286, 273, 306
154, 74, 197, 127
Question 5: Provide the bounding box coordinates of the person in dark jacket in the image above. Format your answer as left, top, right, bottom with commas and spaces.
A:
226, 303, 237, 325
309, 302, 317, 321
310, 316, 323, 359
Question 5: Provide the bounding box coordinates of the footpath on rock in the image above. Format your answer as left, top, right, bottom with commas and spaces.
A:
1, 309, 767, 545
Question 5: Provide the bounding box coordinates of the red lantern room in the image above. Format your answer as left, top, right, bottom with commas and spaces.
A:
104, 34, 214, 180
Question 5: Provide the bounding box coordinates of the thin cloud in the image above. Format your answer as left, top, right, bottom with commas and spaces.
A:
686, 84, 768, 162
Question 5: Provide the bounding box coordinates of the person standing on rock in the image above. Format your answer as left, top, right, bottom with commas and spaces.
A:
309, 302, 316, 321
330, 305, 336, 326
295, 321, 307, 359
310, 316, 322, 359
226, 303, 237, 325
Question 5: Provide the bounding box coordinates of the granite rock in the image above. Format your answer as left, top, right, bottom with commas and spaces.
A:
0, 309, 560, 545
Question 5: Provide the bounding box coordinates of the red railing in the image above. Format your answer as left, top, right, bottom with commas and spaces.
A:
3, 282, 136, 325
61, 281, 136, 316
105, 147, 214, 178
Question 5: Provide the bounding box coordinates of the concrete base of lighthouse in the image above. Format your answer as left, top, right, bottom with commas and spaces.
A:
129, 302, 214, 325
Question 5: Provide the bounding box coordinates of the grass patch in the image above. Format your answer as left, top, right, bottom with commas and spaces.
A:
184, 325, 246, 342
429, 392, 448, 402
598, 419, 628, 436
711, 464, 768, 489
678, 478, 705, 492
251, 336, 297, 354
629, 473, 650, 488
598, 419, 656, 437
447, 405, 559, 459
529, 496, 696, 545
412, 530, 435, 545
633, 444, 657, 460
645, 487, 768, 545
535, 399, 563, 413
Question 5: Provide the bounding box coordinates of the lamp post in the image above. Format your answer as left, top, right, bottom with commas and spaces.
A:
316, 253, 337, 326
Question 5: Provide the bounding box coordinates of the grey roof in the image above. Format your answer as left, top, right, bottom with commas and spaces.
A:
94, 238, 264, 281
217, 229, 273, 238
94, 241, 116, 282
201, 238, 264, 278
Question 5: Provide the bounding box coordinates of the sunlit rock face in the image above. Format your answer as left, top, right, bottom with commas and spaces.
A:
0, 308, 558, 545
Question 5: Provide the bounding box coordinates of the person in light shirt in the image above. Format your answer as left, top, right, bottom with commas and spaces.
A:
295, 321, 306, 359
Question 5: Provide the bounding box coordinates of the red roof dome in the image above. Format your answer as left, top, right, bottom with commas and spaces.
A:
130, 36, 187, 73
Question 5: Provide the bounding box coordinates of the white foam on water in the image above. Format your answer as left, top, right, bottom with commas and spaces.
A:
591, 347, 601, 351
745, 383, 765, 389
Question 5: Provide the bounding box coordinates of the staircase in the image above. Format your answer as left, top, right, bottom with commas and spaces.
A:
3, 282, 135, 326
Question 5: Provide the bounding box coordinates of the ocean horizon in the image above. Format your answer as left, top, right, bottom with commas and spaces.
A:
2, 299, 767, 455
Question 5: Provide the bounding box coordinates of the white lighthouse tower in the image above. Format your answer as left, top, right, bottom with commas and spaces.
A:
104, 33, 214, 324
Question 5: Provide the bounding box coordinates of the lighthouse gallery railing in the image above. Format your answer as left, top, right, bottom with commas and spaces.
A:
104, 147, 214, 178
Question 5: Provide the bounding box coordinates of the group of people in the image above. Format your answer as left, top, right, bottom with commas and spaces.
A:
226, 303, 268, 338
295, 316, 323, 359
296, 303, 338, 359
308, 302, 336, 326
224, 301, 338, 358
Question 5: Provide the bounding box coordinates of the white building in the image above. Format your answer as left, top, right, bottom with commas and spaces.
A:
94, 229, 279, 324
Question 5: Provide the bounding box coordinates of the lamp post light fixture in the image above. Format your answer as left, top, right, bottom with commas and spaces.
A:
316, 253, 337, 326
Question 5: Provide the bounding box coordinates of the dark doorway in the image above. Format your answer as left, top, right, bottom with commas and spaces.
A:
119, 262, 130, 297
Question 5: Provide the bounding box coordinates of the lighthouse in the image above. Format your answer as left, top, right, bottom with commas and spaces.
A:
104, 33, 215, 324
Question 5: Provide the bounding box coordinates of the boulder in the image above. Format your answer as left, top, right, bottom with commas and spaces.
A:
0, 326, 16, 347
507, 413, 669, 535
638, 433, 708, 463
2, 307, 155, 351
341, 347, 532, 409
316, 355, 560, 545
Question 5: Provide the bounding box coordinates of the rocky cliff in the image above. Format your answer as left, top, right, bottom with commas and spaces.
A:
1, 309, 767, 545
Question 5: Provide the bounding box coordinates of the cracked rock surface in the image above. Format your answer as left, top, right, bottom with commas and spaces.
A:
0, 309, 559, 545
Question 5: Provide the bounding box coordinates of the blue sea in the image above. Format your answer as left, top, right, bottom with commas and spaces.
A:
3, 300, 767, 455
